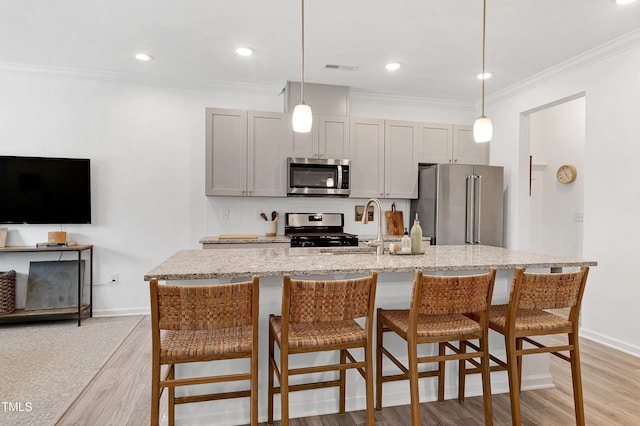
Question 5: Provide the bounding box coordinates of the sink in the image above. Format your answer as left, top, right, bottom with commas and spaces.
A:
318, 247, 378, 255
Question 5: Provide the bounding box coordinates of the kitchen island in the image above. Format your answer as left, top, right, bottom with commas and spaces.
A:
145, 245, 596, 425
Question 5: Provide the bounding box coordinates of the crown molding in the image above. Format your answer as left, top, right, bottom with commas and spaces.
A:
350, 90, 474, 111
0, 62, 283, 95
486, 28, 640, 105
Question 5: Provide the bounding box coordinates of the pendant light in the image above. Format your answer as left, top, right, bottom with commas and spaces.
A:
292, 0, 313, 133
473, 0, 493, 143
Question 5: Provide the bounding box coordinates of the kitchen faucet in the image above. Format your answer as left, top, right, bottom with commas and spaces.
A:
362, 198, 384, 256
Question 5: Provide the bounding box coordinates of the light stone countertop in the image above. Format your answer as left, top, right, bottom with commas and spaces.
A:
145, 245, 597, 281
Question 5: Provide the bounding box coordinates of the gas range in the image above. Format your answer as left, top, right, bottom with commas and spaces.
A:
285, 213, 358, 248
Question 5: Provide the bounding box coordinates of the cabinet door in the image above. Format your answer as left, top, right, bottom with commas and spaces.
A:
205, 108, 247, 196
453, 124, 490, 165
349, 118, 385, 198
318, 115, 349, 159
419, 123, 453, 164
384, 120, 419, 199
287, 113, 319, 158
248, 111, 288, 197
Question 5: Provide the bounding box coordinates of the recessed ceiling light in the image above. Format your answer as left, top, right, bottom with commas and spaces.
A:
476, 72, 493, 80
616, 0, 637, 5
135, 53, 153, 61
236, 47, 253, 56
385, 62, 401, 71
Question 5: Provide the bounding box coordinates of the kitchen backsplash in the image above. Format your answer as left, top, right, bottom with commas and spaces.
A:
206, 197, 411, 236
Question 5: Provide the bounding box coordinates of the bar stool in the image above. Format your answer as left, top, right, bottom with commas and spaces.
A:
268, 272, 378, 426
149, 277, 259, 426
376, 269, 496, 425
461, 267, 590, 426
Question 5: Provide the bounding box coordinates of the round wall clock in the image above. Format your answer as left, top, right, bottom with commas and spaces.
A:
556, 164, 577, 184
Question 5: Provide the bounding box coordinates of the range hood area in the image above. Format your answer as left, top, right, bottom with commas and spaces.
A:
283, 81, 350, 116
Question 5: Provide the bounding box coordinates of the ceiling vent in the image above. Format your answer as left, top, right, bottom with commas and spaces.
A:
323, 64, 359, 71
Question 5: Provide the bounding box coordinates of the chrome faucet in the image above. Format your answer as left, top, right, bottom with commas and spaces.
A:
362, 198, 384, 256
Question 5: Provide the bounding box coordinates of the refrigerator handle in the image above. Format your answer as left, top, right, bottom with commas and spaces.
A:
466, 175, 474, 244
474, 175, 482, 244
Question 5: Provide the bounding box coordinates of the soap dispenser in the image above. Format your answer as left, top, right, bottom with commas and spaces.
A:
400, 228, 411, 254
410, 213, 423, 254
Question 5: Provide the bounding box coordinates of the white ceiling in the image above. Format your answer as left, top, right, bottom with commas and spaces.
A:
2, 0, 640, 102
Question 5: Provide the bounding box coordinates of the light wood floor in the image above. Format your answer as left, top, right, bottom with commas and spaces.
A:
58, 316, 640, 425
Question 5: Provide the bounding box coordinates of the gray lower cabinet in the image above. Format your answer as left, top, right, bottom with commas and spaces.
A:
205, 108, 288, 197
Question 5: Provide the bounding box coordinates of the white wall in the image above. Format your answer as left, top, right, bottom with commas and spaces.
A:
488, 35, 640, 356
0, 69, 474, 315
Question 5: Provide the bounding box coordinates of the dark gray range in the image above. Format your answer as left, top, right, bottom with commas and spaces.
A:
411, 164, 504, 246
285, 212, 358, 247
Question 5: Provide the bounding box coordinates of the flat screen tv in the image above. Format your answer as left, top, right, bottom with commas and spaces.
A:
0, 156, 91, 224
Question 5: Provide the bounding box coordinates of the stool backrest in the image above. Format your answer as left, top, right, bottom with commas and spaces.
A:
284, 273, 377, 323
150, 277, 259, 331
412, 270, 497, 315
510, 267, 589, 310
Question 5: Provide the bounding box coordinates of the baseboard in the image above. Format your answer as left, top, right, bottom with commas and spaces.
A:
580, 328, 640, 358
92, 307, 149, 317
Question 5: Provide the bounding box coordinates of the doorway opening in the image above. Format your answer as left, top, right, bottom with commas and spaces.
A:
525, 94, 586, 258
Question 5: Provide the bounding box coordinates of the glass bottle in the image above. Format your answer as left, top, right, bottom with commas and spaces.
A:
410, 213, 423, 254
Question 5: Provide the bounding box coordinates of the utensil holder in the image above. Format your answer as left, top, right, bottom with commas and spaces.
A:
266, 220, 277, 237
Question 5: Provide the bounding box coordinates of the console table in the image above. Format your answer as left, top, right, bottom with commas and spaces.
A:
0, 245, 93, 326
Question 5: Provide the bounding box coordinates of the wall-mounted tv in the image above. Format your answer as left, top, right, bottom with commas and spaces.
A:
0, 156, 91, 224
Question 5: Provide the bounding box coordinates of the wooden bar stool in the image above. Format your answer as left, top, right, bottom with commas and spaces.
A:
268, 272, 378, 425
149, 277, 259, 426
461, 267, 590, 426
376, 269, 496, 425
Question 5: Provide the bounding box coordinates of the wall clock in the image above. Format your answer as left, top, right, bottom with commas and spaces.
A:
556, 164, 577, 184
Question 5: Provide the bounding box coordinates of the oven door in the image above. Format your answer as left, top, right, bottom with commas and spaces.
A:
287, 158, 350, 196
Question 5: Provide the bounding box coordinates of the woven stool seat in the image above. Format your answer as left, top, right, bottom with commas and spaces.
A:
381, 310, 482, 338
269, 317, 365, 348
160, 326, 254, 360
488, 304, 572, 332
377, 270, 496, 426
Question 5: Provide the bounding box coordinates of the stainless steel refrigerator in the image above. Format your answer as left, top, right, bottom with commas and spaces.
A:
410, 164, 504, 246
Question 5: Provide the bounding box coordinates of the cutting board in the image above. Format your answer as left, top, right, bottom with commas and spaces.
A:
218, 234, 259, 240
385, 203, 404, 235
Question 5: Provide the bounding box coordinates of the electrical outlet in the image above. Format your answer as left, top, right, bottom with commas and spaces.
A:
574, 212, 584, 223
221, 208, 230, 220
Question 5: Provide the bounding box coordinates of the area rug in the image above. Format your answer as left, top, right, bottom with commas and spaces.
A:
0, 315, 143, 426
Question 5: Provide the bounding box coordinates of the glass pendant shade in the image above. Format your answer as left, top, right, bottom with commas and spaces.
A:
473, 116, 493, 143
292, 103, 313, 133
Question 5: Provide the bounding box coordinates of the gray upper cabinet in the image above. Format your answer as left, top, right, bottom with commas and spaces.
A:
419, 123, 489, 165
205, 108, 247, 196
349, 117, 385, 198
384, 120, 419, 198
349, 118, 418, 199
205, 108, 287, 197
286, 114, 349, 159
453, 124, 489, 165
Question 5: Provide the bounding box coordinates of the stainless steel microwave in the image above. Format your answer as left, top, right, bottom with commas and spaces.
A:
287, 157, 350, 196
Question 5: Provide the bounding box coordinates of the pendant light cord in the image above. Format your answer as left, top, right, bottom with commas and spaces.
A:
481, 0, 487, 117
300, 0, 305, 104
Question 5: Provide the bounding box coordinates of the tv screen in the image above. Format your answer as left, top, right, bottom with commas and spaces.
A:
0, 156, 91, 224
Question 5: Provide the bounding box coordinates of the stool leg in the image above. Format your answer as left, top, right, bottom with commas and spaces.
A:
151, 362, 160, 426
268, 325, 275, 424
339, 349, 347, 414
251, 346, 258, 426
438, 342, 446, 401
569, 333, 585, 426
480, 334, 493, 426
168, 365, 175, 426
408, 338, 421, 425
516, 338, 523, 395
365, 341, 375, 425
376, 310, 384, 411
280, 343, 289, 426
505, 335, 522, 426
458, 340, 467, 402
